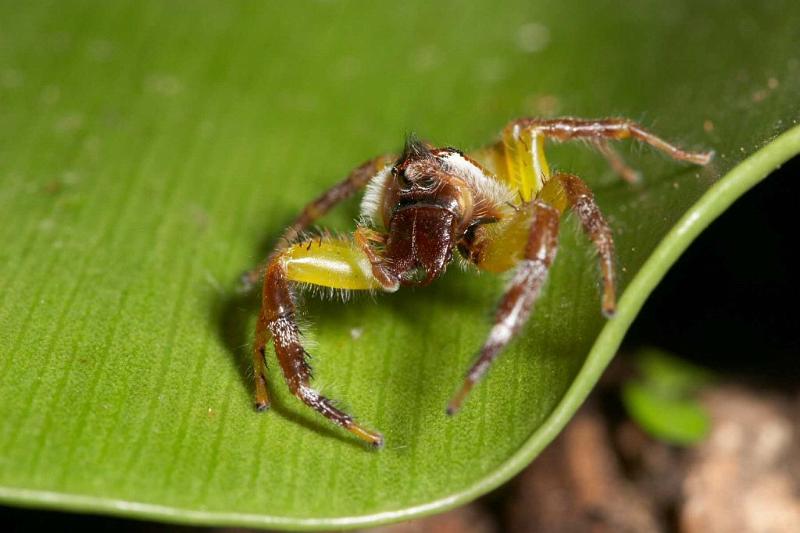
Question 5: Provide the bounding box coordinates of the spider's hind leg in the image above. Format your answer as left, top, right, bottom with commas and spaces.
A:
474, 117, 713, 202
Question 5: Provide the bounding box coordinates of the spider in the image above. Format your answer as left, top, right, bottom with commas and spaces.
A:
243, 117, 712, 448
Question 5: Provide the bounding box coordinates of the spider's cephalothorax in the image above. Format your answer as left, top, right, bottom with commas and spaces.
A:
374, 139, 461, 286
372, 137, 503, 287
244, 117, 713, 447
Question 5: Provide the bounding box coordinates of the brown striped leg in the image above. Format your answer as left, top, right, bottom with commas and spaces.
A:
447, 201, 560, 415
240, 154, 395, 291
261, 260, 383, 447
556, 173, 617, 317
507, 117, 713, 179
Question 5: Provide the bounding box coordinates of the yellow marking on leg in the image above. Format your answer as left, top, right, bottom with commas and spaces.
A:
531, 133, 551, 194
503, 125, 533, 200
538, 178, 569, 214
476, 208, 533, 274
281, 238, 384, 290
473, 127, 552, 203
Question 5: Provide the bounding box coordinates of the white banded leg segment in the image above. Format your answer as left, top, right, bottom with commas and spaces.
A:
448, 201, 560, 414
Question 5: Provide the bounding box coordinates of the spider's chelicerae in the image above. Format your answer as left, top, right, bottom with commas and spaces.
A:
244, 117, 712, 448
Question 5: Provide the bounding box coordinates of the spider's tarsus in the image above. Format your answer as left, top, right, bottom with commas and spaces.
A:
347, 421, 384, 449
680, 149, 714, 167
446, 381, 472, 416
694, 150, 715, 166
602, 296, 617, 319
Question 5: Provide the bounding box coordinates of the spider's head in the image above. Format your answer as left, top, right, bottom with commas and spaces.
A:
383, 136, 471, 286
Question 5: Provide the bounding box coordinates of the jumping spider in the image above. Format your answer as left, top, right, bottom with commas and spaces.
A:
243, 117, 712, 448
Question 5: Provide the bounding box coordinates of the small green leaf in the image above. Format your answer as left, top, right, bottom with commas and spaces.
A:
622, 348, 714, 445
636, 347, 715, 396
622, 382, 710, 445
1, 0, 799, 529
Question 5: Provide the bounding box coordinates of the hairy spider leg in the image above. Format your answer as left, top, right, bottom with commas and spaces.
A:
448, 201, 560, 415
474, 117, 713, 202
240, 155, 395, 291
255, 236, 395, 447
449, 118, 713, 413
539, 173, 617, 316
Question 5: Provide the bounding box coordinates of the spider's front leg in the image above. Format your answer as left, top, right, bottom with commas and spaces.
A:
254, 232, 397, 447
241, 154, 394, 291
447, 201, 560, 414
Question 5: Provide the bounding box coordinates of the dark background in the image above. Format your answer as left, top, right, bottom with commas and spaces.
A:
627, 155, 799, 387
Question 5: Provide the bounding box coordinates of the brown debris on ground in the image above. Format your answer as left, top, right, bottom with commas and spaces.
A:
680, 386, 800, 533
504, 401, 660, 533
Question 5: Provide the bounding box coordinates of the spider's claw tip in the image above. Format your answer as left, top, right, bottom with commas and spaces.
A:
371, 434, 385, 449
445, 397, 464, 416
693, 150, 715, 166
602, 306, 617, 319
254, 401, 270, 412
447, 382, 473, 416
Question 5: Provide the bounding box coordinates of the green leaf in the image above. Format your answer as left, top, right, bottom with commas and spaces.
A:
635, 347, 715, 397
622, 382, 710, 446
622, 348, 714, 444
1, 0, 798, 529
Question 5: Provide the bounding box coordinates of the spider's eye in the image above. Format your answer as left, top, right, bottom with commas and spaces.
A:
415, 176, 437, 189
394, 167, 412, 187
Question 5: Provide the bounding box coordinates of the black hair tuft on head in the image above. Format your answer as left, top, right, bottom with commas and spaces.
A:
401, 133, 433, 161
